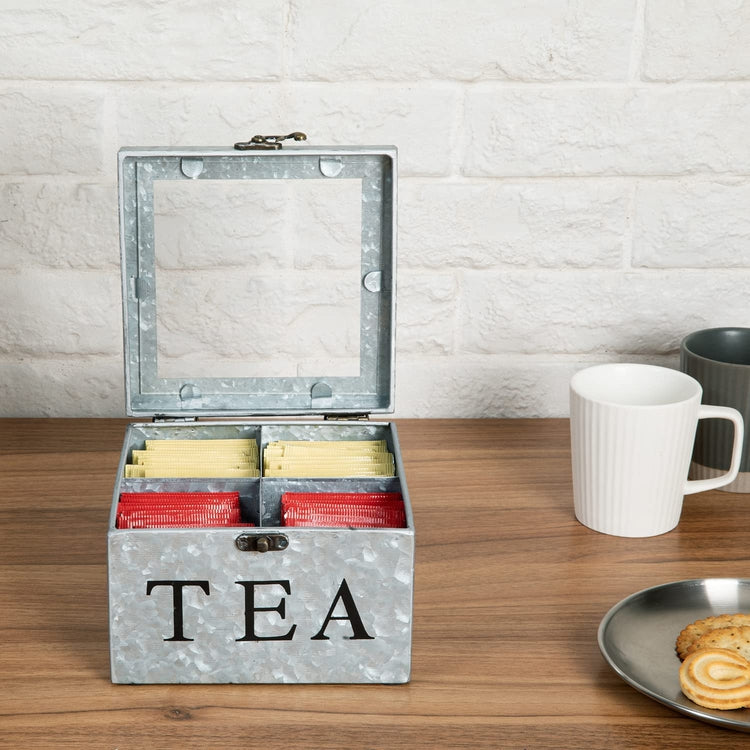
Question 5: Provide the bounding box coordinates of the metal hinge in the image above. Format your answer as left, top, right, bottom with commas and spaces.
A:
234, 132, 307, 151
152, 415, 198, 423
324, 413, 370, 421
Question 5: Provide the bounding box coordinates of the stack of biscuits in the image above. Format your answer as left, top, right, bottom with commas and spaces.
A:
676, 614, 750, 710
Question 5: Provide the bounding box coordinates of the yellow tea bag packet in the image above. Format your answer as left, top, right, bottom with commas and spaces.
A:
265, 465, 393, 478
265, 440, 387, 454
125, 463, 258, 478
142, 466, 257, 478
132, 450, 255, 466
264, 447, 388, 461
127, 438, 259, 477
135, 460, 253, 472
262, 439, 395, 477
263, 453, 391, 470
144, 438, 256, 453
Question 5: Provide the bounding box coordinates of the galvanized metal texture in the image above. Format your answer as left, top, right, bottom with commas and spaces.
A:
108, 420, 414, 684
111, 143, 410, 684
109, 525, 413, 684
118, 146, 397, 418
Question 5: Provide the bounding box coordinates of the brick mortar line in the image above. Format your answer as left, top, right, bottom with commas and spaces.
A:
4, 174, 750, 182
627, 0, 647, 83
623, 181, 636, 270
1, 79, 750, 88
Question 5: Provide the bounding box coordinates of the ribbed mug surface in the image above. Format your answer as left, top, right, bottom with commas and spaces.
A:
570, 385, 698, 537
567, 363, 734, 538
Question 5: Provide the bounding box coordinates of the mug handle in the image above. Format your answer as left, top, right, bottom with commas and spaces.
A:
684, 405, 744, 495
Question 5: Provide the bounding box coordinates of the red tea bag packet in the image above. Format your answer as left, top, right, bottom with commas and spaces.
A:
119, 492, 240, 506
280, 492, 405, 528
116, 491, 250, 528
281, 492, 402, 505
117, 507, 244, 528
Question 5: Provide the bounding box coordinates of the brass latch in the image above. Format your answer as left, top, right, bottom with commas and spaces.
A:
235, 533, 289, 553
234, 132, 307, 151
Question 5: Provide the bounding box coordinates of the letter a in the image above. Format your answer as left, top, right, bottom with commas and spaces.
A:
310, 579, 374, 641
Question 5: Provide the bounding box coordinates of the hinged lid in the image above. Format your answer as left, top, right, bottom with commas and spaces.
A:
118, 142, 396, 418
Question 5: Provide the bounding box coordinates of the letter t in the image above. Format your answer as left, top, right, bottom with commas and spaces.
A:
146, 580, 210, 642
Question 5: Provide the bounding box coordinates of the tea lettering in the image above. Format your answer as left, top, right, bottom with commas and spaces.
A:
145, 578, 372, 642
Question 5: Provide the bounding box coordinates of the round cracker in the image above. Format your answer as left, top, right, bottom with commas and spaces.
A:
676, 613, 750, 660
692, 626, 750, 662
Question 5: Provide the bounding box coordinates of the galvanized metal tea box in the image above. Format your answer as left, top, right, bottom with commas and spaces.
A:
108, 136, 414, 684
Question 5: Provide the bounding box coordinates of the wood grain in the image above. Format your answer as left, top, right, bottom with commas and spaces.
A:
3, 417, 750, 748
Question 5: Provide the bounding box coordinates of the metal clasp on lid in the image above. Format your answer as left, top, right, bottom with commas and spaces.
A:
234, 132, 307, 150
235, 533, 289, 553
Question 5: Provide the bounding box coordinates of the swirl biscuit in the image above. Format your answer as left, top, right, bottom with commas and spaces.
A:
676, 614, 750, 660
680, 648, 750, 710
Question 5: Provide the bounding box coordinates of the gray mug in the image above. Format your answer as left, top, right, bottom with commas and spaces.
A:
680, 327, 750, 492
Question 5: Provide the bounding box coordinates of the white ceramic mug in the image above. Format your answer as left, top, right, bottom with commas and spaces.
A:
570, 363, 744, 537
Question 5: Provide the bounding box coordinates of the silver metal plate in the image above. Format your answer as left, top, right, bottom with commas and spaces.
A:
599, 578, 750, 732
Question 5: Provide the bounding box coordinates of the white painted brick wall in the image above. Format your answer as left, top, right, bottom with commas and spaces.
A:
1, 0, 749, 418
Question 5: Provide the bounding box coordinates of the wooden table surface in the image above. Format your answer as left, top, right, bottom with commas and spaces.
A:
4, 417, 750, 749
